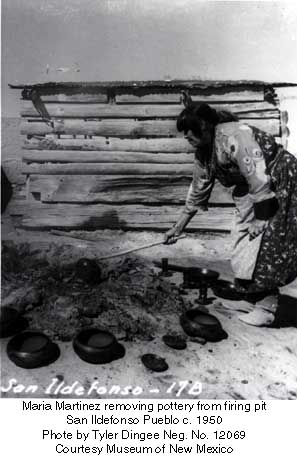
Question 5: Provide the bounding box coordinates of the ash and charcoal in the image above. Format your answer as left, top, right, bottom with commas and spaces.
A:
1, 242, 190, 343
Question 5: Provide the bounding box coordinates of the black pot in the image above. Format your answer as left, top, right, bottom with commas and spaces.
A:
141, 354, 169, 372
0, 306, 28, 338
73, 328, 125, 364
212, 280, 243, 301
76, 258, 101, 284
180, 310, 228, 342
183, 267, 220, 289
162, 334, 187, 350
7, 331, 60, 369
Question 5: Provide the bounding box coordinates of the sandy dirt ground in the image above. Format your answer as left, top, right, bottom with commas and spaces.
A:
1, 221, 297, 401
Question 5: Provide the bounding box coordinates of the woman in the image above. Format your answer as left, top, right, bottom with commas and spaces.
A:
164, 98, 297, 326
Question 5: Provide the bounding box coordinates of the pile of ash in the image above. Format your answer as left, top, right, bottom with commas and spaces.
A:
1, 242, 189, 342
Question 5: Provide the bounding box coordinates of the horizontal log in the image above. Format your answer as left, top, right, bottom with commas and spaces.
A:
21, 119, 180, 137
28, 175, 234, 205
23, 137, 196, 153
116, 90, 265, 103
12, 79, 271, 91
21, 100, 279, 119
10, 202, 235, 231
237, 111, 279, 119
22, 151, 194, 164
21, 118, 280, 137
35, 93, 108, 103
18, 217, 234, 231
22, 163, 194, 175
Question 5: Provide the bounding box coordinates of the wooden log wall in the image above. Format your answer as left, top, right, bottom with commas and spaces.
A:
9, 80, 288, 231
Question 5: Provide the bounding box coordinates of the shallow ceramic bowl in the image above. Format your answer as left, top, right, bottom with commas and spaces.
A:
73, 328, 125, 364
162, 334, 187, 350
141, 354, 168, 372
180, 310, 228, 342
7, 331, 60, 369
189, 267, 219, 280
183, 268, 220, 288
76, 258, 101, 284
212, 280, 243, 301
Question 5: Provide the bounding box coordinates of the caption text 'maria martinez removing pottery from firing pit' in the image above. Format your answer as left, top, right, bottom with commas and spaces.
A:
164, 94, 297, 327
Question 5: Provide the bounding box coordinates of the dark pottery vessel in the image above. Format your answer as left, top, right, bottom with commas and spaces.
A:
182, 267, 219, 289
141, 354, 168, 372
212, 280, 243, 301
73, 328, 125, 364
7, 331, 60, 368
162, 334, 187, 350
180, 310, 228, 342
76, 258, 101, 284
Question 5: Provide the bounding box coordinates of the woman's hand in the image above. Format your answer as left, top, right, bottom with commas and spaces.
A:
248, 219, 269, 240
164, 213, 194, 244
163, 227, 182, 245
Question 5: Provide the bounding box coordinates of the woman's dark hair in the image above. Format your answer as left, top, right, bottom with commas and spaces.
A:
176, 103, 238, 137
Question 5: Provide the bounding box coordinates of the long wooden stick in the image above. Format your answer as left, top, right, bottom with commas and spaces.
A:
98, 235, 186, 260
50, 229, 186, 259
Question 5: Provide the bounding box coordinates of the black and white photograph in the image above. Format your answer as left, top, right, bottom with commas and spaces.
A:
1, 0, 297, 403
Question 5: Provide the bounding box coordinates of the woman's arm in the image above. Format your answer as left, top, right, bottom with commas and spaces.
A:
164, 156, 214, 244
230, 125, 278, 238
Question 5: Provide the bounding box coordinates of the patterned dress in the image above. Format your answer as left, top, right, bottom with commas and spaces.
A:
183, 121, 297, 293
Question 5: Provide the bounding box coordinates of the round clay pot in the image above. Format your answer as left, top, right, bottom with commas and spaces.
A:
7, 331, 60, 369
182, 267, 220, 291
141, 354, 168, 372
76, 258, 101, 284
73, 328, 125, 364
162, 334, 187, 350
180, 310, 228, 342
212, 280, 243, 301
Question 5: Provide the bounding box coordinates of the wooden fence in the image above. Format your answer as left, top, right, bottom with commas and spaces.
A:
8, 80, 290, 231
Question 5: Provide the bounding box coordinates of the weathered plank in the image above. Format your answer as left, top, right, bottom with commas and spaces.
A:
35, 93, 108, 103
22, 151, 194, 164
12, 81, 269, 94
21, 119, 180, 137
10, 202, 235, 231
11, 79, 270, 90
192, 92, 265, 102
22, 163, 194, 175
28, 175, 234, 205
18, 216, 234, 231
116, 91, 265, 103
21, 118, 280, 137
23, 137, 196, 153
21, 100, 279, 119
236, 111, 279, 119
